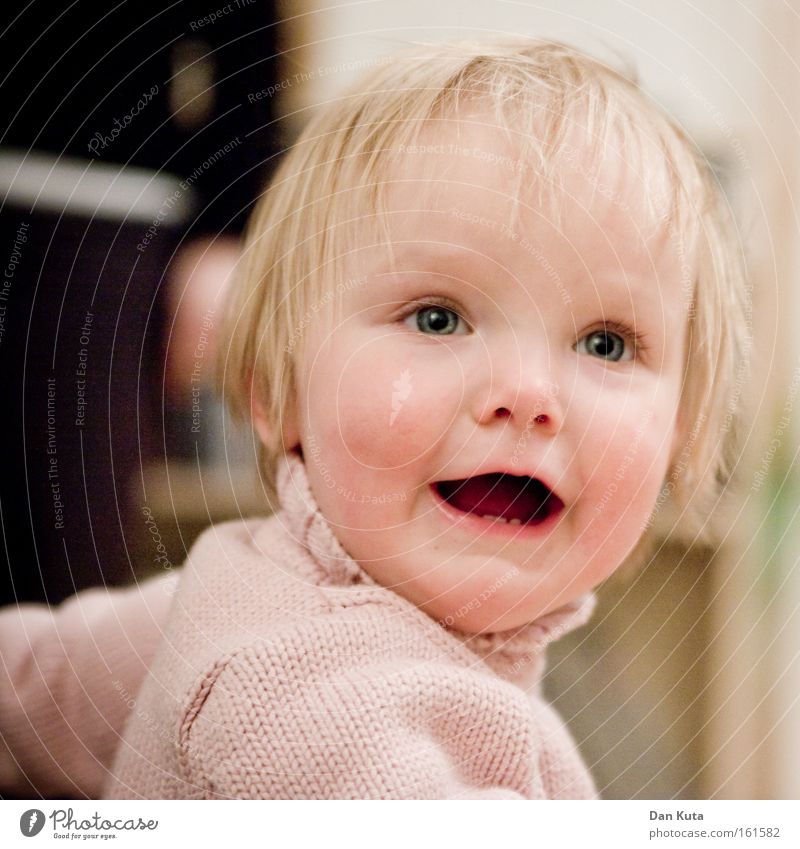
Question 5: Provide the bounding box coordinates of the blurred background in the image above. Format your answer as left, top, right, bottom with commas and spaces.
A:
1, 0, 797, 799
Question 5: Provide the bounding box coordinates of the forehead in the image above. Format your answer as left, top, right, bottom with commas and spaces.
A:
360, 112, 694, 287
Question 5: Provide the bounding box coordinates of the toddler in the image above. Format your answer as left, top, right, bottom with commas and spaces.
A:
5, 38, 747, 800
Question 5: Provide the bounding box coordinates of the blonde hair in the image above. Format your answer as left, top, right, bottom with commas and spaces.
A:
218, 38, 749, 550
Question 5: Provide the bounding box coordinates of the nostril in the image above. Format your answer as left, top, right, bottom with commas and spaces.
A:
534, 414, 548, 425
495, 407, 511, 419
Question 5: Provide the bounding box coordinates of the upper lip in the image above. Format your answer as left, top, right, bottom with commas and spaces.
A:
430, 462, 565, 505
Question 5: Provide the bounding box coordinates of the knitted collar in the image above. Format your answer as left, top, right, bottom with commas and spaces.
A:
276, 449, 595, 681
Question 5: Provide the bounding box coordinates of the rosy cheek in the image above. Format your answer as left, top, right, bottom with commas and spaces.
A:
582, 421, 671, 546
320, 344, 464, 468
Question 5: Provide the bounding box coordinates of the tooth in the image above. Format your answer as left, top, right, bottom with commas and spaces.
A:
508, 518, 522, 525
482, 514, 498, 521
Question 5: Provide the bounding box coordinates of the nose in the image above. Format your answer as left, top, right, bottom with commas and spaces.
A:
471, 340, 563, 435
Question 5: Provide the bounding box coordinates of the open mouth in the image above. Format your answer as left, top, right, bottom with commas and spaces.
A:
432, 472, 564, 526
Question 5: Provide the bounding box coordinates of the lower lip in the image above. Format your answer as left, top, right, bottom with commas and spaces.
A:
428, 484, 563, 537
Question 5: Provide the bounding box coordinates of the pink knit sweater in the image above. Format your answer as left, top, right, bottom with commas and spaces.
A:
103, 451, 597, 799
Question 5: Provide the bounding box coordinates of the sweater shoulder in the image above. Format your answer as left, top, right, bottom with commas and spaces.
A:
178, 595, 525, 755
176, 599, 547, 798
228, 594, 481, 673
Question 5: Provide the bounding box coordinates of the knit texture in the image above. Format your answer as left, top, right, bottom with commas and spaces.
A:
104, 450, 597, 799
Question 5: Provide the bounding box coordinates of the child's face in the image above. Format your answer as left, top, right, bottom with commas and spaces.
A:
280, 114, 692, 634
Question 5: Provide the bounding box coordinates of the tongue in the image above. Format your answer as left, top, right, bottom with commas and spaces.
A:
437, 473, 553, 523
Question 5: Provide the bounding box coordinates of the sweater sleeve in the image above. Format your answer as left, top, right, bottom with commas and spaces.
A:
178, 610, 541, 799
0, 571, 177, 798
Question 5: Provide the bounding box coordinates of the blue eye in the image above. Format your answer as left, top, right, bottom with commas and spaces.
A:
407, 305, 466, 335
578, 329, 629, 362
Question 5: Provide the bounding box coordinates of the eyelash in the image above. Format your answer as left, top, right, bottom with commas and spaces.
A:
582, 320, 649, 359
398, 297, 470, 330
397, 298, 648, 358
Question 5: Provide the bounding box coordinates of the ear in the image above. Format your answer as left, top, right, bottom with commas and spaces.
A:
248, 369, 301, 454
